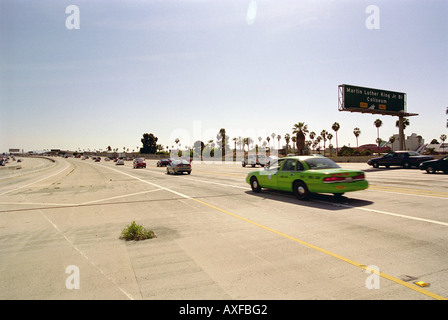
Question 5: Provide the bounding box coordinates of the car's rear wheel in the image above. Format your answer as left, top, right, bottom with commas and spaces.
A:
293, 181, 310, 201
372, 162, 379, 168
250, 176, 261, 193
403, 161, 411, 169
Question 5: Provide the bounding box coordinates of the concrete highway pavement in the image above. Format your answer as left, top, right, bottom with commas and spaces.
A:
0, 156, 447, 300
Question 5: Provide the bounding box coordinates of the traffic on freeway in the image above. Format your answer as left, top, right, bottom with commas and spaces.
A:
0, 155, 447, 301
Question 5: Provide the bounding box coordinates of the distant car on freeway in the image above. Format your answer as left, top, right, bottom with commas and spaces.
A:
419, 155, 448, 174
166, 159, 191, 175
157, 159, 171, 167
246, 156, 368, 200
367, 151, 433, 169
133, 158, 146, 169
115, 159, 125, 165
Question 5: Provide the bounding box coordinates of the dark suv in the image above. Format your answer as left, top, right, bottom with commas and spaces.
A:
367, 151, 433, 169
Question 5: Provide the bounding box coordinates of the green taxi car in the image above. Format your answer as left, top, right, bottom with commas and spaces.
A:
246, 156, 368, 200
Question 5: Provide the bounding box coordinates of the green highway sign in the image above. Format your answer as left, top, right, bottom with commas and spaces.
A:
339, 84, 406, 114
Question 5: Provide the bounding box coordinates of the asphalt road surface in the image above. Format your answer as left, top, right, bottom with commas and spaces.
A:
1, 156, 447, 300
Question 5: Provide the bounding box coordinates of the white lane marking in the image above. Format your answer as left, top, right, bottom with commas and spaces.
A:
0, 160, 71, 196
80, 189, 162, 205
0, 201, 77, 206
38, 209, 135, 300
97, 162, 448, 227
317, 201, 448, 227
102, 166, 191, 199
129, 165, 250, 190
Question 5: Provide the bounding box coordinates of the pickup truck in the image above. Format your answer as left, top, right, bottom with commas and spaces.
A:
367, 151, 433, 169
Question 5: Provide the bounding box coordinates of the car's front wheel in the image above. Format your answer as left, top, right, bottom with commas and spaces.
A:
293, 181, 310, 201
250, 176, 261, 193
372, 162, 379, 168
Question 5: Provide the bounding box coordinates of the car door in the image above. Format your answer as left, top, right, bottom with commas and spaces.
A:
277, 159, 299, 191
386, 152, 402, 166
258, 159, 284, 189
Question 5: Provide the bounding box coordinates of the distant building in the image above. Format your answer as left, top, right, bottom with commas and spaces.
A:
390, 133, 424, 151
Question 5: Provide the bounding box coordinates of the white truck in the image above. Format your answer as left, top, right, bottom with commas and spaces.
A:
242, 154, 270, 167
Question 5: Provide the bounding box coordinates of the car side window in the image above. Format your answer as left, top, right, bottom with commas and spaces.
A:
281, 159, 296, 171
269, 159, 285, 171
296, 161, 304, 171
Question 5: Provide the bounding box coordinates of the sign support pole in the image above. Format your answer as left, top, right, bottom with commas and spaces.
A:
398, 115, 405, 150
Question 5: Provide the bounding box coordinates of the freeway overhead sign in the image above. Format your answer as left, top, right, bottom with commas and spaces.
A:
339, 84, 406, 115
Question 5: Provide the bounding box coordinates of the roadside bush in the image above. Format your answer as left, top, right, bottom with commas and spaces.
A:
361, 149, 373, 156
338, 146, 355, 156
120, 221, 156, 241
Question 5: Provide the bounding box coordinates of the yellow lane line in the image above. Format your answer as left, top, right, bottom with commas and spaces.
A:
99, 163, 447, 300
192, 198, 447, 300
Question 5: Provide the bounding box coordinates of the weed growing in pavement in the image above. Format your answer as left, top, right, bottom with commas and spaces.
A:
120, 221, 156, 241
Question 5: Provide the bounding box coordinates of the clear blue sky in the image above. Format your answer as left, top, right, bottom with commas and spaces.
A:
1, 0, 447, 153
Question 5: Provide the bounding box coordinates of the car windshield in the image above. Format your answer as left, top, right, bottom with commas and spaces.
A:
304, 157, 340, 170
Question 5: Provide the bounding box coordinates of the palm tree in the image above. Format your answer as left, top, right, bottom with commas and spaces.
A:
353, 127, 361, 149
232, 137, 237, 161
266, 136, 270, 150
327, 133, 333, 156
218, 128, 226, 161
441, 134, 447, 154
374, 119, 383, 154
277, 134, 281, 151
395, 117, 410, 130
292, 122, 309, 155
332, 122, 340, 156
316, 136, 322, 153
389, 136, 395, 150
305, 140, 312, 153
320, 130, 328, 156
244, 137, 253, 152
284, 133, 290, 154
309, 131, 316, 154
291, 136, 296, 154
271, 133, 276, 149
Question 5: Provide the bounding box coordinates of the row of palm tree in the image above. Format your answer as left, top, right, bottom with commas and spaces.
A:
171, 117, 447, 157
